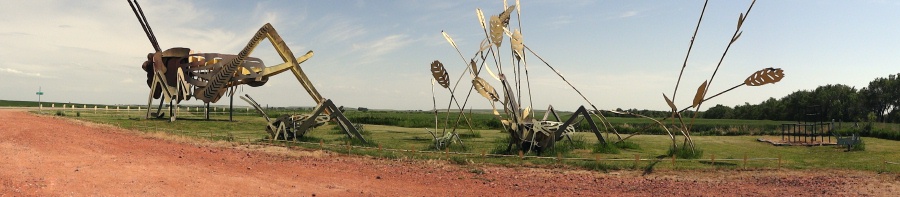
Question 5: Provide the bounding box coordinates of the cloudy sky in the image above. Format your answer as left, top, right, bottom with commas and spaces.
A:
1, 0, 898, 111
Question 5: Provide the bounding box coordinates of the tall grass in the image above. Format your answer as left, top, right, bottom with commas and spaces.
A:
668, 147, 704, 159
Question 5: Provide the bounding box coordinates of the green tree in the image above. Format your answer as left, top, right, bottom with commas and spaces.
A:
861, 74, 899, 122
702, 104, 733, 119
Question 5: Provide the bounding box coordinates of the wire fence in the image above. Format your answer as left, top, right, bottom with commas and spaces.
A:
34, 104, 259, 116
110, 123, 796, 170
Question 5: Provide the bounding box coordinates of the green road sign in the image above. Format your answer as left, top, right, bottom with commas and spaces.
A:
36, 91, 43, 95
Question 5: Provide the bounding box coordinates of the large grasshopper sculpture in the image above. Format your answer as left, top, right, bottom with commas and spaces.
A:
127, 0, 365, 142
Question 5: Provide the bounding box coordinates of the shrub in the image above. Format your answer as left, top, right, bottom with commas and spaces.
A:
490, 136, 514, 155
55, 111, 65, 116
851, 140, 865, 151
668, 146, 703, 159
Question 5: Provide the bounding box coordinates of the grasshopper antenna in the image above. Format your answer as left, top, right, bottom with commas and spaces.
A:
128, 0, 161, 52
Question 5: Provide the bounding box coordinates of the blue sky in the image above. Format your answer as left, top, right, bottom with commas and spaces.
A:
0, 0, 898, 111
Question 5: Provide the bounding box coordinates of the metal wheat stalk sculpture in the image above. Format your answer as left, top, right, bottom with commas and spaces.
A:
658, 0, 786, 153
429, 0, 784, 154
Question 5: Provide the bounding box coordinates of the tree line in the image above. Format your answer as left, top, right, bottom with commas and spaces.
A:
702, 73, 900, 123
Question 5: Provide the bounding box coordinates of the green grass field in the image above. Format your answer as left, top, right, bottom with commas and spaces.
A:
33, 106, 900, 173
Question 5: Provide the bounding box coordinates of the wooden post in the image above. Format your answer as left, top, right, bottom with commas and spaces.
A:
518, 150, 524, 160
672, 154, 676, 168
481, 150, 486, 159
778, 155, 782, 169
743, 153, 748, 169
445, 147, 449, 160
711, 154, 716, 170
320, 139, 324, 148
378, 144, 382, 153
346, 141, 351, 153
595, 155, 601, 165
556, 153, 562, 164
634, 154, 640, 168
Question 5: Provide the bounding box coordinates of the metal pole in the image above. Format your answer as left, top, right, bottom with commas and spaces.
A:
229, 89, 234, 122
38, 86, 42, 113
205, 102, 210, 120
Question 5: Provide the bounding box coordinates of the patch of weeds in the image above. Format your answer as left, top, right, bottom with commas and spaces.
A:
55, 111, 66, 116
851, 140, 866, 151
592, 139, 638, 154
329, 124, 370, 135
592, 142, 620, 154
295, 135, 324, 143
449, 156, 469, 165
540, 135, 588, 157
613, 140, 641, 150
490, 143, 513, 155
76, 112, 81, 117
378, 152, 400, 160
425, 142, 468, 152
489, 136, 515, 155
341, 136, 377, 147
668, 146, 703, 159
222, 132, 234, 141
562, 135, 589, 149
405, 136, 430, 141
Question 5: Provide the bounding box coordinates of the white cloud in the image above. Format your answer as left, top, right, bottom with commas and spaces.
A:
619, 11, 639, 18
318, 17, 368, 44
0, 67, 49, 78
351, 34, 413, 64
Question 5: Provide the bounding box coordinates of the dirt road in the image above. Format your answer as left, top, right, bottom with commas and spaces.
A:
0, 109, 897, 196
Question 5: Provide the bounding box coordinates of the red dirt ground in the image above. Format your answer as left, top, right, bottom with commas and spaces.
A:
1, 109, 898, 196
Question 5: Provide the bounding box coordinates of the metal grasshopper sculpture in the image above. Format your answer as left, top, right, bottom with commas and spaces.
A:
128, 0, 365, 142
